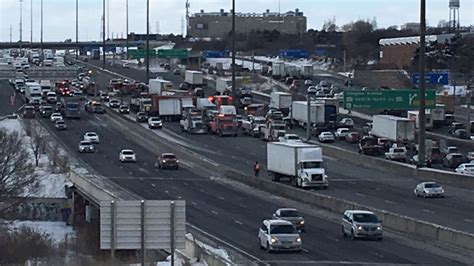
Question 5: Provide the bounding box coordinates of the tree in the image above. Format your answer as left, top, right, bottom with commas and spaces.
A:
24, 120, 46, 167
0, 129, 39, 215
322, 18, 337, 32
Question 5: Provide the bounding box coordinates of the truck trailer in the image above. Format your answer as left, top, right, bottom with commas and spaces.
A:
269, 92, 292, 115
370, 115, 415, 143
184, 70, 204, 88
291, 101, 325, 127
267, 142, 328, 188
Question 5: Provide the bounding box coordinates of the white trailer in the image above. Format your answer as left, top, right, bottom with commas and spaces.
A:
159, 98, 182, 118
300, 64, 314, 78
25, 82, 43, 103
39, 80, 52, 97
272, 61, 286, 78
431, 104, 446, 127
216, 77, 232, 95
148, 78, 174, 95
184, 70, 204, 86
408, 110, 433, 131
291, 101, 325, 127
370, 115, 415, 142
267, 142, 328, 188
269, 92, 292, 112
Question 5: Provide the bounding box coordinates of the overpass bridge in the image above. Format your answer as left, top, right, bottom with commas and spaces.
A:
0, 40, 167, 51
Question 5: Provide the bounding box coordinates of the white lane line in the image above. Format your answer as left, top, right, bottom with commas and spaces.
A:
234, 220, 243, 225
348, 181, 356, 185
191, 201, 198, 206
384, 200, 397, 205
218, 196, 225, 200
151, 183, 156, 188
183, 182, 188, 186
464, 219, 474, 223
199, 189, 205, 193
128, 172, 133, 175
422, 209, 435, 214
211, 210, 219, 215
231, 155, 237, 159
143, 162, 148, 166
372, 252, 384, 258
165, 190, 170, 194
240, 204, 247, 208
95, 116, 103, 121
177, 196, 182, 199
355, 193, 365, 197
235, 146, 241, 150
301, 248, 310, 253
139, 178, 144, 181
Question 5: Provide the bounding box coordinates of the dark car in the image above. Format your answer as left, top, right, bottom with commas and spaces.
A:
119, 104, 130, 114
179, 83, 188, 90
99, 92, 110, 102
272, 208, 305, 232
164, 64, 171, 70
454, 129, 468, 139
136, 112, 148, 123
22, 106, 36, 119
108, 99, 121, 108
345, 132, 361, 143
448, 122, 465, 134
156, 153, 179, 169
39, 105, 53, 118
443, 153, 467, 169
173, 69, 181, 75
54, 120, 67, 130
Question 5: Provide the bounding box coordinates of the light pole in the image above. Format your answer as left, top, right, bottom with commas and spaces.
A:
126, 0, 129, 59
19, 0, 23, 51
306, 87, 316, 140
146, 0, 150, 82
76, 0, 79, 60
40, 0, 43, 52
417, 0, 427, 167
30, 0, 33, 47
102, 0, 106, 68
231, 0, 237, 106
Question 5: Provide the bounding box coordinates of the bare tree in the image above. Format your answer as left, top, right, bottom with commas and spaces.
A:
0, 129, 39, 215
29, 121, 47, 167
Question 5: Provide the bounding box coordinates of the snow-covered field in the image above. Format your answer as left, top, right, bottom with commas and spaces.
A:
5, 220, 75, 244
0, 118, 70, 198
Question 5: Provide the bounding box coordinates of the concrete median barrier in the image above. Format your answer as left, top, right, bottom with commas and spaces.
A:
417, 168, 474, 189
224, 170, 474, 251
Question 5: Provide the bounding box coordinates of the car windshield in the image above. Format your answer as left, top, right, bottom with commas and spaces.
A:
425, 183, 441, 188
279, 210, 300, 217
353, 213, 379, 223
163, 154, 176, 159
81, 142, 92, 146
394, 148, 405, 153
151, 118, 161, 122
302, 161, 321, 169
270, 224, 297, 234
464, 164, 474, 168
287, 135, 300, 140
122, 151, 134, 155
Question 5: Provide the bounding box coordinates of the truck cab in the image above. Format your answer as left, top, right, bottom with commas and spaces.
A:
261, 122, 286, 141
209, 114, 238, 137
180, 110, 206, 134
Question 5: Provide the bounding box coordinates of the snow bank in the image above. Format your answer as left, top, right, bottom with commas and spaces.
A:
0, 118, 24, 134
7, 220, 75, 244
186, 233, 231, 264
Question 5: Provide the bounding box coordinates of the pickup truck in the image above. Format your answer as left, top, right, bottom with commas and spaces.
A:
385, 147, 407, 162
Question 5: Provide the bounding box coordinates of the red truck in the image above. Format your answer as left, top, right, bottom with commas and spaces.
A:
209, 113, 238, 137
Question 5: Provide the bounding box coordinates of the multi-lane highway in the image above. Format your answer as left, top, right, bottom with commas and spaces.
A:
2, 74, 472, 264
83, 59, 474, 235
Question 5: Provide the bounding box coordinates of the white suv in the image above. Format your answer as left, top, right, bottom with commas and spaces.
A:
83, 132, 100, 144
341, 210, 382, 240
119, 149, 137, 162
258, 219, 302, 253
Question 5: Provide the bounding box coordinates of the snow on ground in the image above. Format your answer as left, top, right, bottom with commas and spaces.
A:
6, 220, 75, 244
205, 58, 262, 71
0, 118, 70, 198
186, 233, 232, 263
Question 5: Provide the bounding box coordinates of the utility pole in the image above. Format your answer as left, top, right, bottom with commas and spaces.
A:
146, 0, 150, 82
125, 0, 129, 59
20, 0, 23, 51
30, 0, 33, 46
76, 0, 79, 60
107, 0, 110, 40
102, 0, 106, 68
40, 0, 43, 52
9, 25, 13, 43
306, 95, 311, 140
417, 0, 427, 168
231, 0, 237, 106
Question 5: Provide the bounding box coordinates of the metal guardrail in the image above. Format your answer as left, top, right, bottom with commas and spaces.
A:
0, 67, 78, 80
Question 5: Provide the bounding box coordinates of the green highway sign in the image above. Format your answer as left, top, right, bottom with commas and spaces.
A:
343, 90, 436, 110
128, 49, 157, 59
157, 49, 188, 59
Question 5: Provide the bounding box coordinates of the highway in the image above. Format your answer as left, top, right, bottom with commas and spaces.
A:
2, 76, 471, 264
82, 59, 474, 235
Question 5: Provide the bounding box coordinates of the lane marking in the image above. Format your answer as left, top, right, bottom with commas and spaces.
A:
165, 190, 170, 194
464, 219, 474, 223
211, 210, 219, 215
234, 220, 243, 225
231, 155, 238, 160
240, 203, 247, 208
422, 209, 434, 214
355, 193, 365, 197
384, 200, 397, 205
151, 183, 156, 188
301, 248, 310, 253
199, 189, 205, 193
183, 182, 188, 186
191, 201, 198, 206
348, 181, 356, 185
218, 196, 225, 200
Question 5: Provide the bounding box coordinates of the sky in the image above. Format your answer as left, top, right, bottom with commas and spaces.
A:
0, 0, 472, 42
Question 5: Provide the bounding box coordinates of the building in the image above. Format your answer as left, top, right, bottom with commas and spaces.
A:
401, 23, 420, 32
188, 9, 307, 39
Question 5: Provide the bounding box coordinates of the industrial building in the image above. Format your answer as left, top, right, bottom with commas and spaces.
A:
188, 9, 307, 39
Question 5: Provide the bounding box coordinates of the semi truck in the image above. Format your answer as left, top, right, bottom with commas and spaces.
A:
150, 95, 193, 121
260, 122, 286, 141
269, 92, 292, 115
25, 82, 43, 104
370, 115, 415, 143
408, 110, 433, 131
184, 70, 204, 88
267, 142, 328, 188
61, 97, 81, 119
209, 113, 238, 137
148, 78, 174, 95
180, 110, 206, 134
291, 101, 325, 128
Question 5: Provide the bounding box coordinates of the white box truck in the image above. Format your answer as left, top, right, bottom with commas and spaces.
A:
272, 61, 286, 78
300, 64, 314, 78
184, 70, 204, 86
291, 101, 325, 127
148, 78, 174, 95
431, 104, 446, 127
267, 142, 328, 188
269, 92, 292, 114
408, 110, 433, 131
25, 82, 43, 104
370, 115, 415, 142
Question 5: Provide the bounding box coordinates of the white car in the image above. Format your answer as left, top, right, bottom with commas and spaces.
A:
50, 113, 63, 122
78, 140, 95, 153
122, 63, 130, 68
148, 117, 163, 129
318, 131, 335, 143
278, 134, 302, 143
83, 132, 100, 144
119, 149, 137, 162
339, 118, 354, 128
46, 91, 57, 103
455, 163, 474, 176
258, 219, 302, 253
414, 182, 445, 198
334, 128, 350, 139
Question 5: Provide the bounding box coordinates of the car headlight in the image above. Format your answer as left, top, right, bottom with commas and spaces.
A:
162, 160, 166, 163
300, 220, 305, 225
176, 160, 180, 163
357, 226, 363, 230
296, 237, 301, 243
270, 237, 277, 244
377, 226, 382, 230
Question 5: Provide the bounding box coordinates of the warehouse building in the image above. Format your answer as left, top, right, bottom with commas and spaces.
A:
188, 9, 307, 39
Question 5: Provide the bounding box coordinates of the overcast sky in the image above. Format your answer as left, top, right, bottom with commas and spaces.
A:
0, 0, 472, 42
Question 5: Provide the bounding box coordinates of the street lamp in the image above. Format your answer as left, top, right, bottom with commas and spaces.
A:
306, 86, 317, 140
146, 0, 150, 82
19, 0, 23, 51
417, 0, 427, 168
76, 0, 79, 60
126, 0, 129, 59
102, 0, 106, 68
231, 0, 236, 106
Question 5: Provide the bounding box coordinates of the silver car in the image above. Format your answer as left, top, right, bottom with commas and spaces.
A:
258, 219, 302, 253
414, 182, 445, 198
272, 208, 305, 232
341, 210, 383, 240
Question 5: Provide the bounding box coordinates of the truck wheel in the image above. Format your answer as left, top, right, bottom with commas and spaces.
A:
218, 131, 223, 137
291, 177, 297, 187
